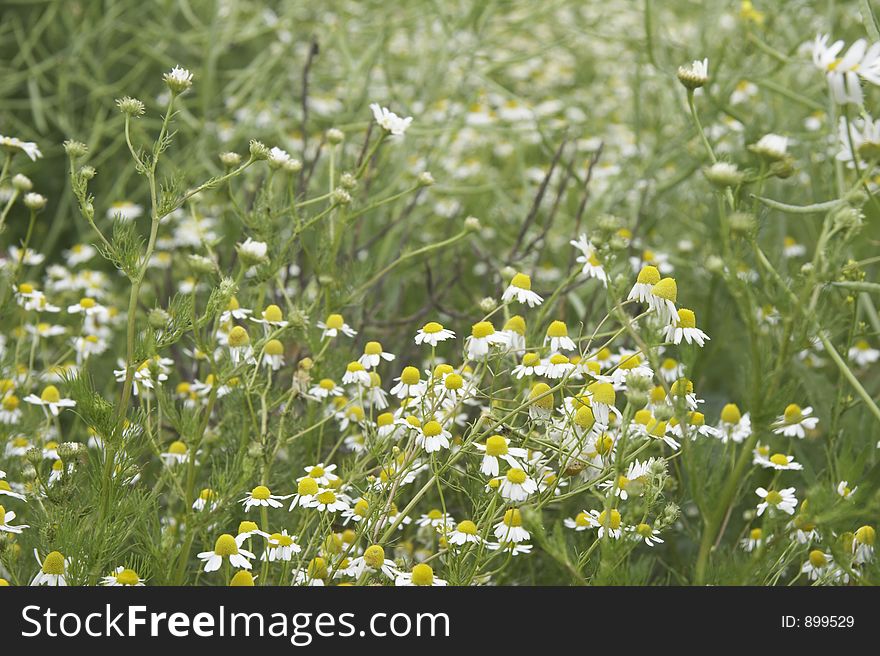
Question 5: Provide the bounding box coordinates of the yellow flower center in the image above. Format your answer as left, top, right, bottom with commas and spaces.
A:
427, 509, 443, 520
319, 379, 336, 391
529, 383, 553, 410
411, 563, 434, 586
636, 265, 661, 285
575, 512, 591, 527
457, 520, 478, 535
168, 440, 187, 455
575, 405, 595, 430
308, 557, 328, 580
720, 403, 742, 424
40, 385, 61, 404
230, 571, 255, 586
750, 528, 763, 540
346, 361, 365, 373
214, 534, 239, 556
238, 521, 258, 534
855, 525, 875, 546
325, 314, 344, 330
228, 326, 249, 347
598, 509, 621, 530
116, 569, 140, 585
42, 551, 66, 575
262, 304, 283, 322
364, 341, 383, 356
297, 477, 319, 496
316, 491, 337, 505
510, 273, 531, 290
400, 366, 421, 386
546, 320, 568, 338
636, 523, 654, 538
549, 354, 569, 365
651, 277, 677, 302
2, 395, 18, 410
364, 545, 386, 568
79, 297, 96, 309
377, 412, 394, 427
618, 353, 641, 370
485, 435, 508, 456
769, 454, 789, 466
503, 508, 523, 527
522, 353, 541, 367
677, 309, 696, 329
765, 490, 783, 505
251, 485, 271, 500
18, 283, 34, 294
264, 339, 284, 356
199, 488, 214, 501
422, 420, 442, 437
471, 321, 495, 338
783, 404, 803, 424
587, 381, 615, 406
444, 373, 463, 390
271, 532, 294, 547
504, 315, 526, 335
808, 550, 827, 568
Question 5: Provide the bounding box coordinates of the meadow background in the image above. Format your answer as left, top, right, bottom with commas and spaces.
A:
0, 0, 878, 586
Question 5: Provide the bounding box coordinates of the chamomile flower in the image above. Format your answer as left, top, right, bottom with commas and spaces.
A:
570, 234, 607, 285
414, 321, 455, 346
251, 304, 289, 330
0, 504, 28, 533
801, 551, 835, 582
263, 530, 302, 561
474, 435, 527, 476
370, 103, 413, 136
496, 467, 538, 502
261, 339, 285, 370
318, 313, 357, 338
772, 404, 818, 438
309, 489, 350, 514
240, 485, 290, 511
309, 378, 344, 399
848, 339, 880, 366
836, 480, 857, 499
502, 272, 543, 307
466, 321, 505, 359
564, 511, 594, 531
542, 353, 575, 379
499, 315, 527, 352
0, 134, 42, 161
493, 509, 530, 543
448, 520, 483, 546
512, 352, 542, 378
198, 534, 256, 572
754, 451, 803, 471
31, 550, 69, 586
101, 566, 145, 586
630, 523, 664, 547
0, 394, 22, 424
345, 545, 398, 579
853, 525, 875, 564
192, 488, 218, 512
417, 420, 451, 453
358, 341, 395, 369
390, 366, 426, 398
220, 296, 252, 322
740, 527, 764, 552
23, 385, 76, 417
586, 508, 623, 539
237, 237, 268, 265
226, 326, 255, 365
417, 509, 455, 530
289, 476, 321, 509
628, 265, 661, 303
528, 382, 554, 421
812, 35, 880, 105
63, 243, 96, 267
544, 320, 576, 352
716, 403, 752, 443
755, 487, 798, 516
106, 200, 143, 221
160, 440, 190, 466
648, 277, 678, 325
663, 309, 709, 346
342, 361, 371, 386
599, 459, 652, 500
395, 563, 446, 586
677, 58, 709, 89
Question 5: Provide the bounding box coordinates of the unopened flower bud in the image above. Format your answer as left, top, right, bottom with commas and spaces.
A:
63, 139, 89, 158
116, 96, 145, 117
23, 193, 47, 210
331, 188, 351, 205
479, 297, 497, 312
326, 128, 344, 145
148, 308, 171, 330
219, 151, 242, 168
417, 171, 435, 187
464, 216, 481, 232
11, 174, 32, 192
249, 140, 270, 160
339, 172, 357, 190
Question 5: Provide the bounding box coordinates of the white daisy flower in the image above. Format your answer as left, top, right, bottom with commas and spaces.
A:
502, 272, 543, 307
416, 420, 451, 453
414, 321, 455, 346
628, 265, 661, 303
317, 313, 357, 338
544, 320, 576, 352
101, 566, 145, 586
836, 480, 857, 499
466, 321, 505, 360
663, 308, 709, 346
358, 340, 395, 369
474, 435, 527, 477
0, 504, 28, 533
31, 550, 69, 586
23, 385, 76, 417
262, 530, 302, 562
496, 467, 538, 502
755, 486, 798, 516
240, 485, 291, 511
848, 339, 880, 366
772, 404, 818, 438
342, 361, 371, 386
812, 35, 880, 105
198, 534, 256, 572
493, 509, 530, 543
370, 103, 413, 136
395, 564, 446, 587
448, 520, 483, 546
